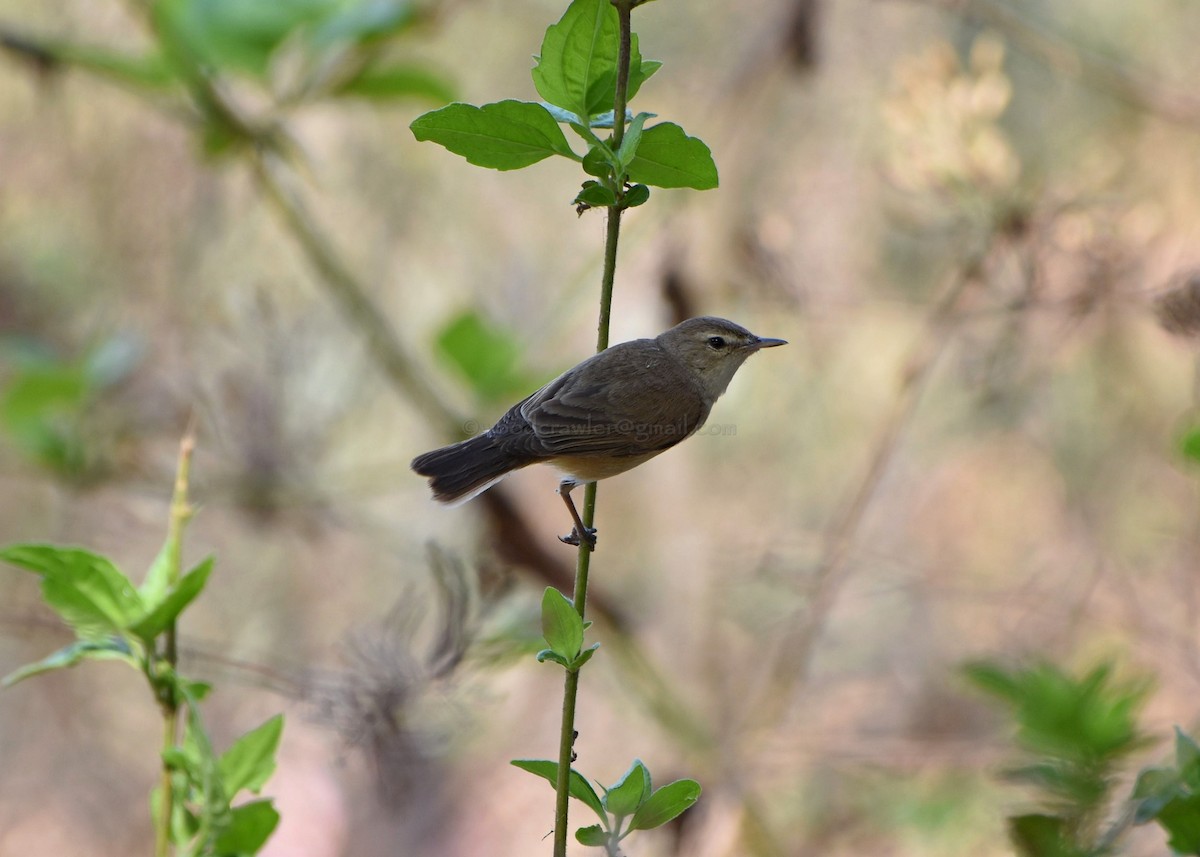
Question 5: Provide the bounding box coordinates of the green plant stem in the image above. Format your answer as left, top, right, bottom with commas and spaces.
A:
610, 2, 633, 155
551, 5, 635, 854
155, 430, 195, 857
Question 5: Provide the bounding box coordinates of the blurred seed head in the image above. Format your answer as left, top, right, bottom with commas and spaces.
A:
882, 33, 1018, 207
313, 545, 474, 808
1155, 273, 1200, 340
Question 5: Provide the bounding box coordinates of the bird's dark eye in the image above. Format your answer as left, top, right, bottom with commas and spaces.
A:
707, 336, 727, 349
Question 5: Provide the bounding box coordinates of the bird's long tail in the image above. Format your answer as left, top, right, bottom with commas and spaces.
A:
411, 434, 521, 505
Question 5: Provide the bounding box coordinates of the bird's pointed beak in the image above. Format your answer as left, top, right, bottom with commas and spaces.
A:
750, 336, 787, 349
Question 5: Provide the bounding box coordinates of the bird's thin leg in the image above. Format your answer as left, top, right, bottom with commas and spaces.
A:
557, 480, 597, 549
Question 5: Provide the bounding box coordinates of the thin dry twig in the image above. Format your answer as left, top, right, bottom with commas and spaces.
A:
744, 245, 988, 735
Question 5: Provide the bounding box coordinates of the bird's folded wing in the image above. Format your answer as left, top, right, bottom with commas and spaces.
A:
507, 355, 708, 458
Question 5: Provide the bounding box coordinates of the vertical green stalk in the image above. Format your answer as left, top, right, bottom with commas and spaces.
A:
551, 4, 634, 854
154, 431, 196, 857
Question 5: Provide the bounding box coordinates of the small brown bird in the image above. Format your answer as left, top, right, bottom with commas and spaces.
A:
411, 316, 786, 548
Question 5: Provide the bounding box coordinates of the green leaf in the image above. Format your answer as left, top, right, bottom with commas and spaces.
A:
1008, 814, 1087, 857
219, 714, 284, 796
540, 103, 585, 126
1180, 427, 1200, 464
604, 759, 651, 817
412, 100, 576, 171
0, 364, 88, 430
626, 123, 718, 190
334, 62, 455, 104
571, 642, 600, 670
129, 557, 214, 642
536, 648, 570, 667
1177, 727, 1200, 790
627, 57, 662, 102
435, 310, 538, 402
1, 544, 143, 639
575, 824, 608, 846
615, 112, 651, 169
629, 778, 702, 831
532, 1, 659, 121
511, 759, 605, 820
184, 678, 214, 703
532, 0, 618, 120
582, 145, 612, 178
574, 182, 617, 209
1133, 766, 1183, 824
541, 587, 583, 662
2, 638, 137, 687
1157, 793, 1200, 855
0, 363, 90, 470
213, 799, 280, 854
963, 660, 1150, 763
138, 539, 174, 608
311, 0, 417, 46
154, 0, 337, 78
587, 108, 655, 130
622, 183, 650, 208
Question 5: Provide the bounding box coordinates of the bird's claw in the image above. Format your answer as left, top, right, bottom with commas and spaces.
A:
559, 526, 598, 550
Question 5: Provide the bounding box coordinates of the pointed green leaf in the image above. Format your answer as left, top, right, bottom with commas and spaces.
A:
541, 587, 583, 661
616, 112, 651, 169
511, 759, 605, 820
129, 557, 214, 642
411, 100, 576, 170
628, 57, 662, 101
219, 714, 284, 796
2, 638, 137, 687
139, 538, 174, 607
604, 759, 651, 817
213, 799, 280, 854
626, 123, 718, 190
1, 544, 143, 638
571, 642, 601, 670
575, 824, 608, 846
532, 0, 619, 119
629, 779, 701, 830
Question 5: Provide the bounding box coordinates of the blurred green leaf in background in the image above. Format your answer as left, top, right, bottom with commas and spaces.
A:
434, 310, 546, 406
0, 336, 140, 481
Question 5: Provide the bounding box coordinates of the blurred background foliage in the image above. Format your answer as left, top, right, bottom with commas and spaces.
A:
3, 0, 1200, 855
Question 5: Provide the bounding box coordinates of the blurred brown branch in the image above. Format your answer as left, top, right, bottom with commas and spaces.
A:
744, 237, 991, 729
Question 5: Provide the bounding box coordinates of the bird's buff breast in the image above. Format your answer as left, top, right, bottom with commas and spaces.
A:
550, 450, 665, 484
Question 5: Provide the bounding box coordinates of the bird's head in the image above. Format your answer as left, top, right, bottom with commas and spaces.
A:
657, 316, 786, 398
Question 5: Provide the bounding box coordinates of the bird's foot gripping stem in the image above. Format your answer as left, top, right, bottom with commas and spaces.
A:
558, 526, 598, 550
557, 480, 597, 551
